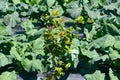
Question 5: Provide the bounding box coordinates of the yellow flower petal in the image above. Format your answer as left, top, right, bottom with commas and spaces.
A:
51, 9, 59, 16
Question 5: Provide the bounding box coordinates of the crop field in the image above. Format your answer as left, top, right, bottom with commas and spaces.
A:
0, 0, 120, 80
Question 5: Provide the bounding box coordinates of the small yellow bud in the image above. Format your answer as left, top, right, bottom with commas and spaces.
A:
51, 9, 59, 16
65, 37, 71, 44
87, 18, 94, 23
65, 45, 71, 52
58, 61, 64, 66
75, 16, 85, 24
65, 63, 71, 70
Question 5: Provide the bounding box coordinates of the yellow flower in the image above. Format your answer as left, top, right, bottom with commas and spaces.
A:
59, 31, 65, 38
58, 44, 62, 48
65, 37, 71, 44
52, 17, 65, 23
58, 61, 64, 66
46, 76, 54, 80
45, 14, 50, 19
65, 63, 71, 70
55, 67, 64, 75
51, 9, 59, 16
65, 45, 71, 52
87, 18, 94, 23
49, 34, 54, 39
75, 16, 85, 24
59, 17, 64, 23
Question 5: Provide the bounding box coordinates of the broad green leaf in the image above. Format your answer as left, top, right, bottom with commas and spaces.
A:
26, 29, 38, 36
83, 0, 101, 19
81, 50, 99, 59
21, 58, 35, 72
10, 46, 22, 61
0, 0, 8, 2
114, 36, 120, 40
89, 0, 99, 8
47, 0, 55, 7
93, 54, 109, 62
0, 26, 7, 36
66, 1, 82, 18
71, 49, 79, 68
0, 71, 16, 80
73, 56, 79, 68
83, 0, 89, 3
70, 38, 80, 49
117, 8, 120, 15
64, 0, 73, 4
12, 34, 27, 42
84, 70, 105, 80
21, 0, 29, 3
114, 41, 120, 50
84, 0, 99, 11
0, 53, 12, 67
71, 53, 79, 68
32, 37, 45, 55
0, 1, 8, 12
84, 26, 97, 41
12, 0, 20, 4
27, 28, 46, 40
6, 26, 13, 35
21, 59, 45, 72
89, 34, 115, 48
21, 43, 29, 55
30, 0, 41, 5
21, 20, 34, 33
19, 2, 29, 10
21, 12, 27, 16
86, 10, 103, 19
104, 23, 120, 36
109, 48, 120, 60
66, 8, 82, 18
109, 68, 119, 80
32, 59, 47, 72
3, 12, 20, 27
115, 17, 120, 25
29, 6, 39, 13
99, 0, 106, 6
104, 1, 117, 10
71, 49, 79, 55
